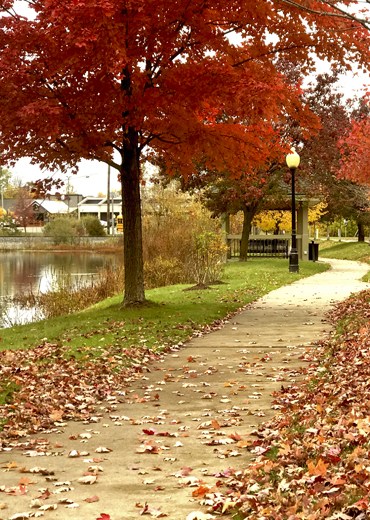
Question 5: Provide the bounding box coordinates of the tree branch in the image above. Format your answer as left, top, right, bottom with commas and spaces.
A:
278, 0, 370, 29
233, 43, 316, 67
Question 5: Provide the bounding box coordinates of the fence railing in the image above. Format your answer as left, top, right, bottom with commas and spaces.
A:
227, 236, 289, 258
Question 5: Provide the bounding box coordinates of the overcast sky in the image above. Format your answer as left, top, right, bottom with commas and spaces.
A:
11, 158, 122, 197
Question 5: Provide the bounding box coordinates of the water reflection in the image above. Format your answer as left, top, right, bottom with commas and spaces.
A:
0, 251, 120, 328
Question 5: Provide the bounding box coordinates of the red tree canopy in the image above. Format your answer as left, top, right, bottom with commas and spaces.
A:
1, 0, 369, 178
339, 103, 370, 186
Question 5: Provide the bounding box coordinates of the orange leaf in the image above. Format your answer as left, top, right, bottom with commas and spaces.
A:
307, 458, 327, 476
18, 477, 31, 486
330, 476, 346, 486
49, 409, 64, 421
229, 432, 242, 441
192, 485, 210, 498
85, 495, 100, 503
3, 461, 18, 470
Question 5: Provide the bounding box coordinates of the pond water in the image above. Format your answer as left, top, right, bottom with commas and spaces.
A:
0, 251, 120, 328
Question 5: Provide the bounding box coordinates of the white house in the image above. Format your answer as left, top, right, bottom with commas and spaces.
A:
77, 197, 122, 222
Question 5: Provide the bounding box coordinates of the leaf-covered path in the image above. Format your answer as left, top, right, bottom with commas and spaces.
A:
0, 259, 369, 520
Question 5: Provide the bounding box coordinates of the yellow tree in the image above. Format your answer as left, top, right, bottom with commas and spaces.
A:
255, 203, 328, 234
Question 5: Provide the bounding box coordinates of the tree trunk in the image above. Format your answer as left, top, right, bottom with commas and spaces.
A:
121, 128, 146, 306
240, 207, 256, 261
358, 220, 365, 242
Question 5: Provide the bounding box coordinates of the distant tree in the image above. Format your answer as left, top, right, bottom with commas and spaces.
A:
2, 175, 24, 198
198, 169, 282, 261
339, 98, 370, 186
254, 203, 328, 235
295, 73, 370, 242
319, 182, 370, 241
254, 210, 291, 235
0, 213, 19, 236
12, 187, 35, 232
0, 166, 11, 198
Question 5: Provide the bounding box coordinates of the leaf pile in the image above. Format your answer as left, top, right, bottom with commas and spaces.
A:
0, 298, 257, 447
199, 289, 370, 519
0, 340, 167, 444
0, 309, 238, 446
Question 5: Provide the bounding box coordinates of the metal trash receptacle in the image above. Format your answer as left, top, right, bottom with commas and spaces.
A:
308, 240, 319, 261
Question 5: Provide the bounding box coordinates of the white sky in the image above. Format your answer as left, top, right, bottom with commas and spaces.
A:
311, 57, 369, 97
11, 158, 122, 197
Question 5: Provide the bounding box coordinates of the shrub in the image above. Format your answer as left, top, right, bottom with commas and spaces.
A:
186, 231, 227, 286
0, 215, 20, 236
43, 217, 85, 245
14, 264, 124, 319
142, 182, 226, 286
144, 257, 186, 288
81, 216, 106, 237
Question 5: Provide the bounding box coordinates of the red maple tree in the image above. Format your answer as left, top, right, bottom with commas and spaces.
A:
1, 0, 369, 304
339, 99, 370, 186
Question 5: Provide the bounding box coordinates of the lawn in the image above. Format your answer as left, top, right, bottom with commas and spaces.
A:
319, 240, 370, 281
319, 239, 370, 261
0, 258, 327, 357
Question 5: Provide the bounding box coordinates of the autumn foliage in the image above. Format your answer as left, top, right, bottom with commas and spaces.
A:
339, 109, 370, 186
1, 1, 370, 303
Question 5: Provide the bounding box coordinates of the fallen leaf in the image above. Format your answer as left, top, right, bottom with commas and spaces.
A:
307, 458, 328, 477
192, 485, 210, 497
84, 495, 100, 503
78, 475, 97, 485
140, 502, 168, 517
186, 512, 215, 520
68, 449, 80, 458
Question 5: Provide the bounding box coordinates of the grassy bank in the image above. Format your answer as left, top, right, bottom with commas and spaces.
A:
319, 240, 370, 261
319, 240, 370, 282
0, 259, 327, 356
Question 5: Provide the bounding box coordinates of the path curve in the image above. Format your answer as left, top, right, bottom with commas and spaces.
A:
0, 259, 369, 520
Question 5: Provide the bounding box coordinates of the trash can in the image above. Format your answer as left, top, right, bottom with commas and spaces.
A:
308, 240, 319, 262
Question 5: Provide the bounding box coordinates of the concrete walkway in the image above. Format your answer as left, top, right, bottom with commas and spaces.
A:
0, 259, 369, 520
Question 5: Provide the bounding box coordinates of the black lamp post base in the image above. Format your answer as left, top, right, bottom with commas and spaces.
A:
289, 250, 299, 273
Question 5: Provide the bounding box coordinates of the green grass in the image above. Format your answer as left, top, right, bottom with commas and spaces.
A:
318, 240, 370, 282
0, 259, 328, 359
319, 240, 370, 261
0, 380, 20, 405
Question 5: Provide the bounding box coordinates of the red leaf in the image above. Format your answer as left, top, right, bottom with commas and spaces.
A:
143, 429, 156, 435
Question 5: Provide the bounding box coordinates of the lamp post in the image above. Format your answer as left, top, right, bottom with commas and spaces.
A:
107, 164, 111, 235
286, 149, 300, 273
0, 167, 4, 213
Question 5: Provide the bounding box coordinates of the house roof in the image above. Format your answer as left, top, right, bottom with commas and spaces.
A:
78, 197, 122, 206
33, 199, 69, 214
